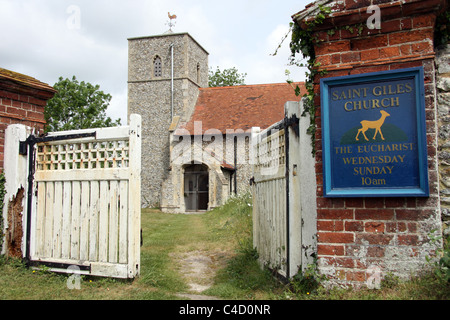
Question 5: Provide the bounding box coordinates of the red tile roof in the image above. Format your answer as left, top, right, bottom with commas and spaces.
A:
177, 82, 306, 135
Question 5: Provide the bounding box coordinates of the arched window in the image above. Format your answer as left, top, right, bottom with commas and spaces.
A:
153, 56, 162, 77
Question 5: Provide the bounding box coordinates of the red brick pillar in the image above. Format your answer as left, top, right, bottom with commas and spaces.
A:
292, 0, 447, 287
0, 69, 56, 170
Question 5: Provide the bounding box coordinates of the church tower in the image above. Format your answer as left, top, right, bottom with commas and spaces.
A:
128, 32, 209, 207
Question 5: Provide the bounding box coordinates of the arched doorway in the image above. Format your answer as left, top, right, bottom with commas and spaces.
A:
184, 164, 209, 211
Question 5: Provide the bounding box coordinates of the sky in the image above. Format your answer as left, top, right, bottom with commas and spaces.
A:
0, 0, 311, 123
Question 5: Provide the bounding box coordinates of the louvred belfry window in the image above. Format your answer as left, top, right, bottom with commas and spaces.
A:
154, 56, 162, 77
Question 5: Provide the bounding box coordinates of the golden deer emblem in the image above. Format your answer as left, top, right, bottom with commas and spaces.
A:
355, 110, 390, 141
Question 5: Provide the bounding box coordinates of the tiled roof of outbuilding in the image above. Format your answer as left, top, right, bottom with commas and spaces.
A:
176, 82, 306, 135
0, 68, 56, 99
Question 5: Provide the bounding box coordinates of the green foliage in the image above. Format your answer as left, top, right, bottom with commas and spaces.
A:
434, 8, 450, 48
0, 172, 5, 252
204, 192, 253, 244
380, 272, 400, 289
290, 260, 326, 295
426, 230, 450, 284
284, 5, 332, 154
435, 237, 450, 283
204, 193, 281, 299
45, 76, 121, 132
437, 249, 450, 282
208, 66, 247, 87
288, 4, 332, 64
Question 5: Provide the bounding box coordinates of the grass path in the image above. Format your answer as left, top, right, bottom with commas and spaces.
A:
139, 209, 234, 299
138, 202, 274, 300
0, 201, 267, 300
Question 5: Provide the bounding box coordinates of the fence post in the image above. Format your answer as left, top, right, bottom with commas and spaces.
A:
297, 98, 317, 271
285, 101, 301, 277
285, 100, 317, 277
250, 126, 260, 255
128, 114, 141, 277
2, 124, 32, 257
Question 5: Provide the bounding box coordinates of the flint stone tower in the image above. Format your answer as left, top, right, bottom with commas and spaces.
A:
128, 32, 209, 207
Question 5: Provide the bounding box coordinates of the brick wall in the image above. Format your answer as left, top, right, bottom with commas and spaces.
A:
293, 0, 446, 287
0, 69, 56, 170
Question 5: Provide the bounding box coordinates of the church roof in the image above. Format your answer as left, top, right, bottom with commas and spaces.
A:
176, 82, 306, 135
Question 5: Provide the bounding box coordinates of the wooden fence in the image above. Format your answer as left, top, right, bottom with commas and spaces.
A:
252, 101, 316, 279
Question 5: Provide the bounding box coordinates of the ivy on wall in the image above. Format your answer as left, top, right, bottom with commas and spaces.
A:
284, 5, 332, 154
435, 8, 450, 48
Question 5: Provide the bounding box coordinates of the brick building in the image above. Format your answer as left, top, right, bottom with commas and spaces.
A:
292, 0, 448, 286
0, 68, 56, 169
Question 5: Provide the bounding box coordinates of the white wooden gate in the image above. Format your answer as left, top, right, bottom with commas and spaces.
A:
252, 123, 288, 276
25, 114, 141, 278
252, 101, 316, 279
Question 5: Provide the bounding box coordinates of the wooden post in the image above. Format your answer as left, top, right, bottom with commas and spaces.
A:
2, 124, 32, 257
285, 101, 317, 277
128, 114, 141, 277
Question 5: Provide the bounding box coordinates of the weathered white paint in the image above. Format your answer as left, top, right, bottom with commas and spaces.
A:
295, 99, 317, 268
4, 114, 142, 279
252, 100, 316, 279
252, 125, 288, 276
2, 125, 33, 255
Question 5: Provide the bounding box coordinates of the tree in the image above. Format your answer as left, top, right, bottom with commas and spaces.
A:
208, 67, 247, 87
44, 76, 121, 132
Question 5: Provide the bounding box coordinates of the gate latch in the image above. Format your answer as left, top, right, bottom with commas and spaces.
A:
284, 114, 300, 137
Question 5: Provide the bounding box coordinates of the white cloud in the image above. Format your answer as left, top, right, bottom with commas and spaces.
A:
267, 24, 291, 55
265, 24, 307, 83
230, 24, 307, 85
108, 87, 128, 123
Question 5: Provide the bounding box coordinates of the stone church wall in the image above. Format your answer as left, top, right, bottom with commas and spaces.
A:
436, 42, 450, 238
161, 130, 254, 213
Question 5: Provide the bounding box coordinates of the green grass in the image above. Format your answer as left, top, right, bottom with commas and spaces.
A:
201, 193, 282, 299
0, 192, 448, 300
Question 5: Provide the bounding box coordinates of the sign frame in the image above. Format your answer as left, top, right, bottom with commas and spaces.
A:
320, 67, 429, 198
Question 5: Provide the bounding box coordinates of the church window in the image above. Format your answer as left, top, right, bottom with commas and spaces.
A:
154, 56, 162, 77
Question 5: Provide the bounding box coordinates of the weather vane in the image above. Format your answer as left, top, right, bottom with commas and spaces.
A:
167, 12, 177, 32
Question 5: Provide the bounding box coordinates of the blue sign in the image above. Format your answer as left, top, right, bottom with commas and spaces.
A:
320, 67, 429, 197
